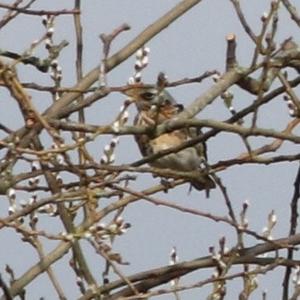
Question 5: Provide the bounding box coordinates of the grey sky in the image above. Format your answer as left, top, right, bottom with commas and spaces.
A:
0, 1, 299, 299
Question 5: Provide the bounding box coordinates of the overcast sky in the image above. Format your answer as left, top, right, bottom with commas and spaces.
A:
0, 1, 300, 299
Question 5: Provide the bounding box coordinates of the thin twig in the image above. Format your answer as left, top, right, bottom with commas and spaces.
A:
0, 3, 80, 16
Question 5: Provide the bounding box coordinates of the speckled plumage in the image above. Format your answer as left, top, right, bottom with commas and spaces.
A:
123, 85, 215, 192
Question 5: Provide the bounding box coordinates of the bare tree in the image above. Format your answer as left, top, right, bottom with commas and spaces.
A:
0, 0, 300, 299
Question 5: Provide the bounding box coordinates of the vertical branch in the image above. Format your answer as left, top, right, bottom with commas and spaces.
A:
99, 23, 131, 87
250, 0, 279, 67
71, 2, 99, 289
32, 136, 97, 288
74, 0, 83, 79
226, 33, 237, 71
251, 1, 280, 128
281, 163, 300, 300
73, 0, 85, 148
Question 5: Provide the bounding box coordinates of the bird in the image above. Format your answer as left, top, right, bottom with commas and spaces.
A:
122, 84, 215, 193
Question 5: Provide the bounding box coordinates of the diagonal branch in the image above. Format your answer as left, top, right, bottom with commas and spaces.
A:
0, 0, 204, 172
78, 233, 300, 299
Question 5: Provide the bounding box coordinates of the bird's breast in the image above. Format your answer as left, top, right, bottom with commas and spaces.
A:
149, 133, 201, 171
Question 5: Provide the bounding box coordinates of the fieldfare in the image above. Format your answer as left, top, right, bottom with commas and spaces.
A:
123, 85, 215, 193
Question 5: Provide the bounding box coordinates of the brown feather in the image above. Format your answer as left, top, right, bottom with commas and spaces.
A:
125, 86, 215, 193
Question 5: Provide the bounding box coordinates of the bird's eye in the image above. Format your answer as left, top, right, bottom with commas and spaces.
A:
176, 104, 184, 111
141, 92, 155, 101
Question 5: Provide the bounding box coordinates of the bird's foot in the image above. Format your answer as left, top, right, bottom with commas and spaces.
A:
160, 178, 172, 193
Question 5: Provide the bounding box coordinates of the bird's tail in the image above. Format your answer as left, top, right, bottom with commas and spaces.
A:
191, 175, 216, 197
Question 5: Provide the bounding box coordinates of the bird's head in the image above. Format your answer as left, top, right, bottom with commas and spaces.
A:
122, 85, 179, 111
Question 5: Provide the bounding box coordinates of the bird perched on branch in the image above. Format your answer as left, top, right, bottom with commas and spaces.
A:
122, 85, 215, 193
